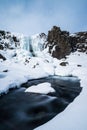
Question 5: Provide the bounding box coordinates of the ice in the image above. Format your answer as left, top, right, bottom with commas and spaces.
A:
20, 36, 31, 52
19, 34, 46, 57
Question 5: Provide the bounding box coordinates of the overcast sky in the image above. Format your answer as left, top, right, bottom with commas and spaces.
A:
0, 0, 87, 35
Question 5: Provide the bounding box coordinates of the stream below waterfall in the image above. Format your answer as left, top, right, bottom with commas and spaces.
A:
0, 76, 82, 130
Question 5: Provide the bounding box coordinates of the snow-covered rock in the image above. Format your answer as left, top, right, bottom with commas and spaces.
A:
25, 82, 55, 94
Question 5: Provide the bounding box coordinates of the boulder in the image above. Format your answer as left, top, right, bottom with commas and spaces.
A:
60, 62, 69, 66
0, 54, 6, 60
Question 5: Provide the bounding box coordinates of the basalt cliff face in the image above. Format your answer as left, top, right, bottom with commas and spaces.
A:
47, 26, 71, 59
0, 26, 87, 60
46, 26, 87, 59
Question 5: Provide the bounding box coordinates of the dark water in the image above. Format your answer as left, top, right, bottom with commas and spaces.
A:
0, 76, 82, 130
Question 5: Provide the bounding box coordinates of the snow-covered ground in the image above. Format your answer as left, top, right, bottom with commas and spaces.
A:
35, 52, 87, 130
0, 34, 54, 94
0, 50, 54, 94
0, 33, 87, 129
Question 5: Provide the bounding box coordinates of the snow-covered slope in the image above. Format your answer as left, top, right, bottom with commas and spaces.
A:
0, 31, 54, 94
0, 29, 87, 130
35, 51, 87, 130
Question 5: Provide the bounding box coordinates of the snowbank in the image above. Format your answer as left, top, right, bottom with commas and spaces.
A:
35, 52, 87, 130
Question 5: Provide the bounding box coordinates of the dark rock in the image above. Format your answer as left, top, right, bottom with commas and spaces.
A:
69, 32, 87, 53
77, 64, 82, 67
0, 30, 20, 50
76, 43, 87, 52
69, 36, 78, 51
39, 33, 47, 39
0, 54, 6, 60
0, 44, 4, 50
12, 36, 19, 42
75, 32, 87, 43
3, 70, 8, 72
47, 26, 71, 59
46, 26, 87, 59
0, 30, 5, 36
12, 35, 20, 47
60, 62, 69, 66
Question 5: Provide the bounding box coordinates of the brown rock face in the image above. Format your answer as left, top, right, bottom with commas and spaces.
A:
47, 26, 87, 59
0, 27, 87, 60
47, 26, 71, 59
69, 32, 87, 53
75, 32, 87, 53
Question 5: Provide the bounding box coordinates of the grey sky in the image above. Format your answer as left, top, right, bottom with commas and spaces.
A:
0, 0, 87, 35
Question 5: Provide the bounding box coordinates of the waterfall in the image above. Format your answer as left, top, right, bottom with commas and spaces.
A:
20, 36, 31, 51
20, 34, 46, 57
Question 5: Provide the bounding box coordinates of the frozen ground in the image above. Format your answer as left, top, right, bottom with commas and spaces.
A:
35, 52, 87, 130
0, 33, 87, 129
0, 34, 54, 94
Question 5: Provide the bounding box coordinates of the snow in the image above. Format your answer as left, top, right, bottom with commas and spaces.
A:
25, 82, 55, 94
0, 59, 50, 94
0, 34, 52, 94
0, 32, 87, 129
35, 51, 87, 130
69, 33, 76, 37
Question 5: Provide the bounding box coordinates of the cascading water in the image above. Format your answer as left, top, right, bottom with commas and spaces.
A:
19, 34, 46, 57
20, 36, 32, 51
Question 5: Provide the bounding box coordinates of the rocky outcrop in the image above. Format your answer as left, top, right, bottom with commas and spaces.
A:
47, 26, 71, 59
0, 30, 20, 50
46, 26, 87, 59
0, 27, 87, 60
39, 33, 47, 39
69, 32, 87, 53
